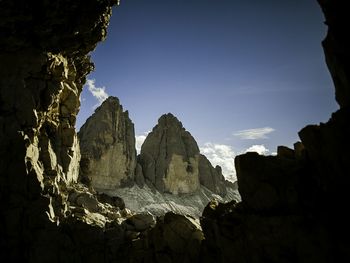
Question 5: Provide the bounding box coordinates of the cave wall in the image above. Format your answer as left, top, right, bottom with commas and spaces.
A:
0, 0, 119, 261
0, 0, 349, 262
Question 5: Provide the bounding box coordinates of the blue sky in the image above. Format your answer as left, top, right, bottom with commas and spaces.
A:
77, 0, 338, 181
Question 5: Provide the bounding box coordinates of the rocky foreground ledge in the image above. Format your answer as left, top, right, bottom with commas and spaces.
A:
1, 0, 350, 262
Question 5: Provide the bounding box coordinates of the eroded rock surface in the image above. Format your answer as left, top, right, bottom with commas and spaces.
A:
139, 113, 201, 194
0, 0, 120, 261
139, 113, 230, 196
79, 96, 137, 190
1, 0, 349, 262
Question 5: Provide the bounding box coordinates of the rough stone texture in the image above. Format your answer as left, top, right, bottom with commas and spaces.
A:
0, 2, 204, 262
139, 113, 229, 196
1, 0, 349, 262
105, 184, 240, 219
78, 96, 137, 190
199, 1, 350, 262
198, 154, 227, 197
127, 212, 204, 262
139, 113, 200, 194
318, 0, 350, 108
0, 0, 119, 261
135, 162, 145, 187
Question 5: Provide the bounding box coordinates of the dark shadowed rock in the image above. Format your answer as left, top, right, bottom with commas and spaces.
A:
128, 212, 203, 262
96, 192, 125, 210
277, 145, 295, 159
318, 0, 350, 108
199, 1, 350, 262
123, 212, 156, 232
135, 163, 145, 187
198, 154, 227, 197
1, 0, 350, 262
235, 152, 304, 212
0, 0, 119, 261
78, 96, 137, 190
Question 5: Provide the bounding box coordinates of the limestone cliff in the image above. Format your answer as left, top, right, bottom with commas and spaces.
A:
78, 96, 137, 190
139, 113, 229, 196
198, 154, 227, 196
0, 0, 120, 261
139, 113, 200, 194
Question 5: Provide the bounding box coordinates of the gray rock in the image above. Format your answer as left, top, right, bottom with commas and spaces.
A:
78, 96, 137, 191
139, 113, 201, 194
135, 163, 145, 187
198, 154, 227, 197
96, 192, 125, 210
139, 113, 231, 196
124, 212, 156, 232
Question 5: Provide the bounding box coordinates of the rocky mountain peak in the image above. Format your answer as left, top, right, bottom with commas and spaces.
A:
99, 95, 120, 107
139, 113, 228, 196
157, 113, 184, 129
78, 96, 136, 190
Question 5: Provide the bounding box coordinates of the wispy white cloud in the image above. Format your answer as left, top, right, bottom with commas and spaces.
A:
86, 79, 109, 106
200, 143, 236, 182
199, 143, 274, 182
135, 131, 150, 153
233, 127, 275, 140
244, 144, 270, 155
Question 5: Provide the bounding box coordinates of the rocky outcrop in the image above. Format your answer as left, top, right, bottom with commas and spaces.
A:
127, 212, 203, 262
2, 0, 349, 262
318, 0, 350, 108
198, 154, 227, 196
78, 96, 137, 190
199, 1, 350, 262
0, 1, 205, 262
0, 0, 119, 261
139, 113, 201, 194
139, 113, 230, 196
77, 106, 238, 218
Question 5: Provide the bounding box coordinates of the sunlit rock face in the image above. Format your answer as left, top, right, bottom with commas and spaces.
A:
0, 0, 119, 261
78, 96, 137, 190
139, 113, 231, 196
164, 153, 200, 194
139, 113, 201, 194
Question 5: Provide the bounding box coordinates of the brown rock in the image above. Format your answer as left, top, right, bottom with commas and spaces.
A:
128, 212, 203, 262
78, 96, 137, 191
124, 212, 156, 232
139, 113, 230, 196
139, 113, 201, 194
198, 154, 227, 197
277, 145, 295, 159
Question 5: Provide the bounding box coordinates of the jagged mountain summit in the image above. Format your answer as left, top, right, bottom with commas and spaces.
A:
78, 97, 239, 217
2, 1, 349, 261
139, 113, 228, 196
78, 96, 137, 190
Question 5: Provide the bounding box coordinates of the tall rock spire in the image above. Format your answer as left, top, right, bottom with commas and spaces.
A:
78, 96, 137, 190
139, 113, 228, 196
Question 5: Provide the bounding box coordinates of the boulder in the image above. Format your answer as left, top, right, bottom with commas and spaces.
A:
124, 212, 156, 232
